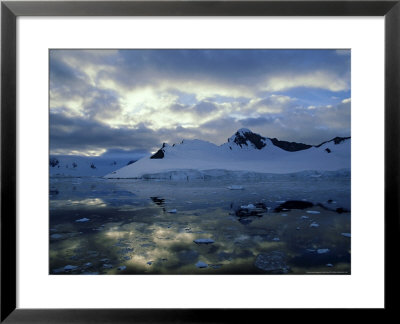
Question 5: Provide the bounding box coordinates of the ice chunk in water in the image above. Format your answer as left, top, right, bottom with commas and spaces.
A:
195, 261, 208, 268
240, 204, 256, 209
75, 217, 90, 222
194, 238, 214, 244
227, 185, 244, 190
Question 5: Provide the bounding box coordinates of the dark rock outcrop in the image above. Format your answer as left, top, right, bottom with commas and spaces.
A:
275, 200, 314, 212
315, 136, 351, 148
269, 138, 312, 152
150, 143, 168, 159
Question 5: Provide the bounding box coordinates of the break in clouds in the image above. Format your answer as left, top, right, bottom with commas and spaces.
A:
50, 49, 351, 157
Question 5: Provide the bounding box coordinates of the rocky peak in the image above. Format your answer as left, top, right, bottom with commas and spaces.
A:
228, 128, 267, 150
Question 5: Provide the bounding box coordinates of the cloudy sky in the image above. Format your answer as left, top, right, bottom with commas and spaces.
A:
50, 49, 350, 158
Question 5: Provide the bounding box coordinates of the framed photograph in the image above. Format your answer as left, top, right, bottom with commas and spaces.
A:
1, 0, 399, 321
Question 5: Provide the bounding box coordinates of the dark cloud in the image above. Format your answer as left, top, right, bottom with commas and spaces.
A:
53, 49, 349, 93
115, 49, 350, 88
192, 101, 218, 115
50, 55, 90, 98
169, 101, 219, 116
50, 112, 160, 153
239, 116, 276, 127
169, 103, 189, 112
83, 88, 122, 121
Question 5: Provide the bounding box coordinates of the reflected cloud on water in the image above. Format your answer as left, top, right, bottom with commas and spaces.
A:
50, 176, 351, 274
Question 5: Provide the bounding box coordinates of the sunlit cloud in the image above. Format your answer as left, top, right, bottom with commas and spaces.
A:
263, 70, 350, 92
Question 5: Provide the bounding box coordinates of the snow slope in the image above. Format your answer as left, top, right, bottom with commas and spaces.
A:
105, 129, 350, 179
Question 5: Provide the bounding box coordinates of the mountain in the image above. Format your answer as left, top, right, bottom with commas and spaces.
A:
105, 128, 350, 179
49, 155, 137, 177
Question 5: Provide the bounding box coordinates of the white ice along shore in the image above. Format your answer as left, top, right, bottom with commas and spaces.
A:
104, 129, 350, 180
49, 155, 138, 177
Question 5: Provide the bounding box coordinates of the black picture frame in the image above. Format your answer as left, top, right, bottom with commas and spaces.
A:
1, 0, 399, 322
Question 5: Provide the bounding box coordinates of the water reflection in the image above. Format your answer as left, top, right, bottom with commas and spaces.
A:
50, 176, 351, 274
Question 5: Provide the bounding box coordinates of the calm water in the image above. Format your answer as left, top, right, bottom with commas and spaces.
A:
49, 175, 351, 274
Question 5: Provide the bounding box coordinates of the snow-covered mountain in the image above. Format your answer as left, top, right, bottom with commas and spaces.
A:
105, 128, 350, 179
49, 155, 137, 177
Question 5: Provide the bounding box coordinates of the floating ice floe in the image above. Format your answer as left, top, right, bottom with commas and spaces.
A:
118, 265, 127, 271
84, 262, 92, 267
227, 185, 244, 190
326, 263, 333, 267
75, 217, 90, 222
306, 211, 320, 214
50, 234, 63, 239
64, 265, 78, 271
272, 237, 280, 241
103, 264, 113, 269
193, 238, 215, 244
167, 209, 177, 213
300, 215, 309, 219
281, 213, 288, 217
240, 204, 256, 209
341, 233, 351, 238
195, 261, 208, 268
317, 249, 330, 254
310, 222, 320, 228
